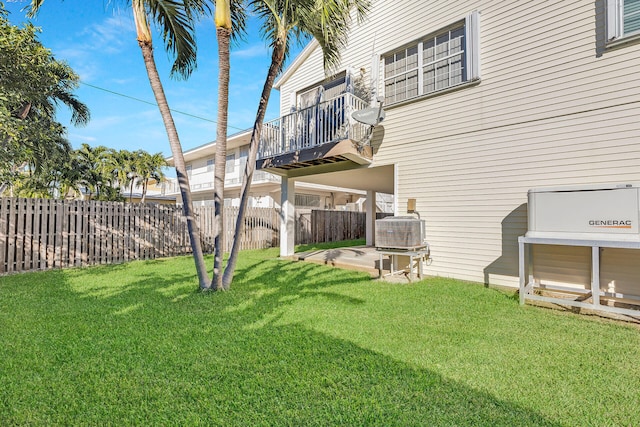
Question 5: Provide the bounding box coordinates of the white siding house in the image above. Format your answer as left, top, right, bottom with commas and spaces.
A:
257, 0, 640, 289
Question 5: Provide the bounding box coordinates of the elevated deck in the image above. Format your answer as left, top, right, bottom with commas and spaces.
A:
257, 93, 372, 175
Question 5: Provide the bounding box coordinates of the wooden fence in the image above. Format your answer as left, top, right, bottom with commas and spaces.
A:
0, 198, 366, 274
311, 210, 365, 243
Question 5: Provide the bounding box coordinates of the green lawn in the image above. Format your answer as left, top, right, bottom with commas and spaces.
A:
1, 243, 639, 426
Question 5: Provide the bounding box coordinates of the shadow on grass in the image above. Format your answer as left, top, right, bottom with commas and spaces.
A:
295, 239, 366, 253
0, 250, 561, 426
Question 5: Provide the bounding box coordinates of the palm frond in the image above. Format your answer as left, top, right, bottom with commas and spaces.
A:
145, 0, 198, 78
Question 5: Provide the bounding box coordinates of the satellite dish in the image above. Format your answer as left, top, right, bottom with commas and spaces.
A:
352, 108, 385, 126
351, 97, 385, 126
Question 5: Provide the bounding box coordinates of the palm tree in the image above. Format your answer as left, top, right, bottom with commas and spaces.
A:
130, 0, 211, 286
138, 152, 167, 203
221, 0, 370, 288
205, 0, 246, 290
112, 149, 135, 200
210, 0, 233, 290
29, 0, 211, 287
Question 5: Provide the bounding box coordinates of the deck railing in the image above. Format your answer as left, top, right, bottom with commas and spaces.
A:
258, 92, 370, 159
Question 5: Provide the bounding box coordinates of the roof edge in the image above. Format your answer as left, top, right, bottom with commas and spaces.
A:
165, 128, 252, 162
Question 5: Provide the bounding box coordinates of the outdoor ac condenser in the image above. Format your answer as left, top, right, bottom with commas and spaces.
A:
526, 183, 640, 241
375, 216, 426, 250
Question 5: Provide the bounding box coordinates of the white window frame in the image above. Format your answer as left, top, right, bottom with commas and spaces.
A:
206, 158, 214, 172
382, 11, 480, 105
186, 164, 192, 177
607, 0, 640, 42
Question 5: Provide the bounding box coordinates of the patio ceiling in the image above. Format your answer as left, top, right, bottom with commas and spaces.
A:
292, 164, 395, 194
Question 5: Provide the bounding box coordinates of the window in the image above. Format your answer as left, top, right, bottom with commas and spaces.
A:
226, 154, 235, 173
297, 72, 347, 108
383, 11, 480, 105
186, 164, 192, 177
608, 0, 640, 41
206, 158, 214, 172
295, 194, 321, 208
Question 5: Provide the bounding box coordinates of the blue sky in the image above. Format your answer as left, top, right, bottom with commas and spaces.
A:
5, 1, 302, 158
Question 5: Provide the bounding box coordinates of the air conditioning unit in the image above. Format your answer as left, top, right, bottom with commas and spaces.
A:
375, 216, 426, 250
527, 183, 640, 241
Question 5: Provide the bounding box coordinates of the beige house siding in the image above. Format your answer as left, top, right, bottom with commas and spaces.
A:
276, 0, 640, 287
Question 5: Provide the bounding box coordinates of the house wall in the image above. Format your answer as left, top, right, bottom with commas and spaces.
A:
278, 0, 640, 287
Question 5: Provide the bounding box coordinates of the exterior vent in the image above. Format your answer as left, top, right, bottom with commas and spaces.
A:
375, 216, 426, 250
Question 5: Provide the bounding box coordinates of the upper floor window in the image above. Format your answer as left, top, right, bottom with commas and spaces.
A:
206, 158, 214, 172
226, 154, 236, 173
383, 11, 480, 105
186, 164, 192, 177
296, 72, 347, 109
608, 0, 640, 41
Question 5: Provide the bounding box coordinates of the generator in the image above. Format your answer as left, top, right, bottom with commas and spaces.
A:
526, 183, 640, 241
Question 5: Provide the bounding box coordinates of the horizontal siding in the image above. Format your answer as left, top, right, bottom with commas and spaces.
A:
277, 0, 640, 290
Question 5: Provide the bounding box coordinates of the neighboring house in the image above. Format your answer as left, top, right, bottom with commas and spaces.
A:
255, 0, 640, 289
165, 129, 389, 211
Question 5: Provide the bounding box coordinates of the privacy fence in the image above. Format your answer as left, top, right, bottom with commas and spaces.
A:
0, 198, 365, 274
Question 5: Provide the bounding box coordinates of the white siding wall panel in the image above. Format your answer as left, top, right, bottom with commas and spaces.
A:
277, 0, 640, 287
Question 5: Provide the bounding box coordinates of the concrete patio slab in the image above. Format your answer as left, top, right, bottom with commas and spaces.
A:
293, 245, 428, 282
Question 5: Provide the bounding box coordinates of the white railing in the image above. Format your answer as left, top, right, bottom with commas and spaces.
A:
161, 170, 280, 196
226, 161, 281, 185
258, 93, 370, 159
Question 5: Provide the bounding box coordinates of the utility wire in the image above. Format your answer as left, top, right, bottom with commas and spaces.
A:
80, 81, 247, 132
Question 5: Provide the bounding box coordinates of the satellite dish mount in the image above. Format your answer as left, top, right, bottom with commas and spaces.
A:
351, 96, 385, 152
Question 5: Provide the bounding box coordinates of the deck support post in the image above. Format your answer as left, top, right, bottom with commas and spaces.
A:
366, 190, 376, 246
280, 176, 295, 257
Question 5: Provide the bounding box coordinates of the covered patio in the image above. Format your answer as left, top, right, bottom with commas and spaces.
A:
275, 163, 396, 257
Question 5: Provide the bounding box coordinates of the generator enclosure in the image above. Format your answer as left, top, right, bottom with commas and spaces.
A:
526, 183, 640, 241
375, 216, 426, 250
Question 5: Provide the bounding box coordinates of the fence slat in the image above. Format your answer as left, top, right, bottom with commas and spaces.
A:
0, 198, 7, 274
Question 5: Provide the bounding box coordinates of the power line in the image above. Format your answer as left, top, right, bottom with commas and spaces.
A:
79, 81, 247, 132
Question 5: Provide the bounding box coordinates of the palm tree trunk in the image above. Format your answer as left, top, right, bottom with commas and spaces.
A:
137, 39, 211, 288
141, 180, 148, 203
212, 26, 232, 291
222, 39, 286, 288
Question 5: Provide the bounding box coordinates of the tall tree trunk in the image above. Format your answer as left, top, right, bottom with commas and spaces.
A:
137, 39, 211, 288
222, 39, 286, 288
212, 26, 231, 290
141, 180, 148, 203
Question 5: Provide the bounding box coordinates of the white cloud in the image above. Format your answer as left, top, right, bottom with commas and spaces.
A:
67, 133, 97, 143
80, 15, 135, 55
231, 43, 269, 59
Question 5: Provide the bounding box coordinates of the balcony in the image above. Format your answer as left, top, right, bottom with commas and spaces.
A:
257, 93, 373, 175
224, 165, 281, 186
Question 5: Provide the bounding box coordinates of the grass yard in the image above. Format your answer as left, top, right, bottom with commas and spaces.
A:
1, 242, 640, 426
